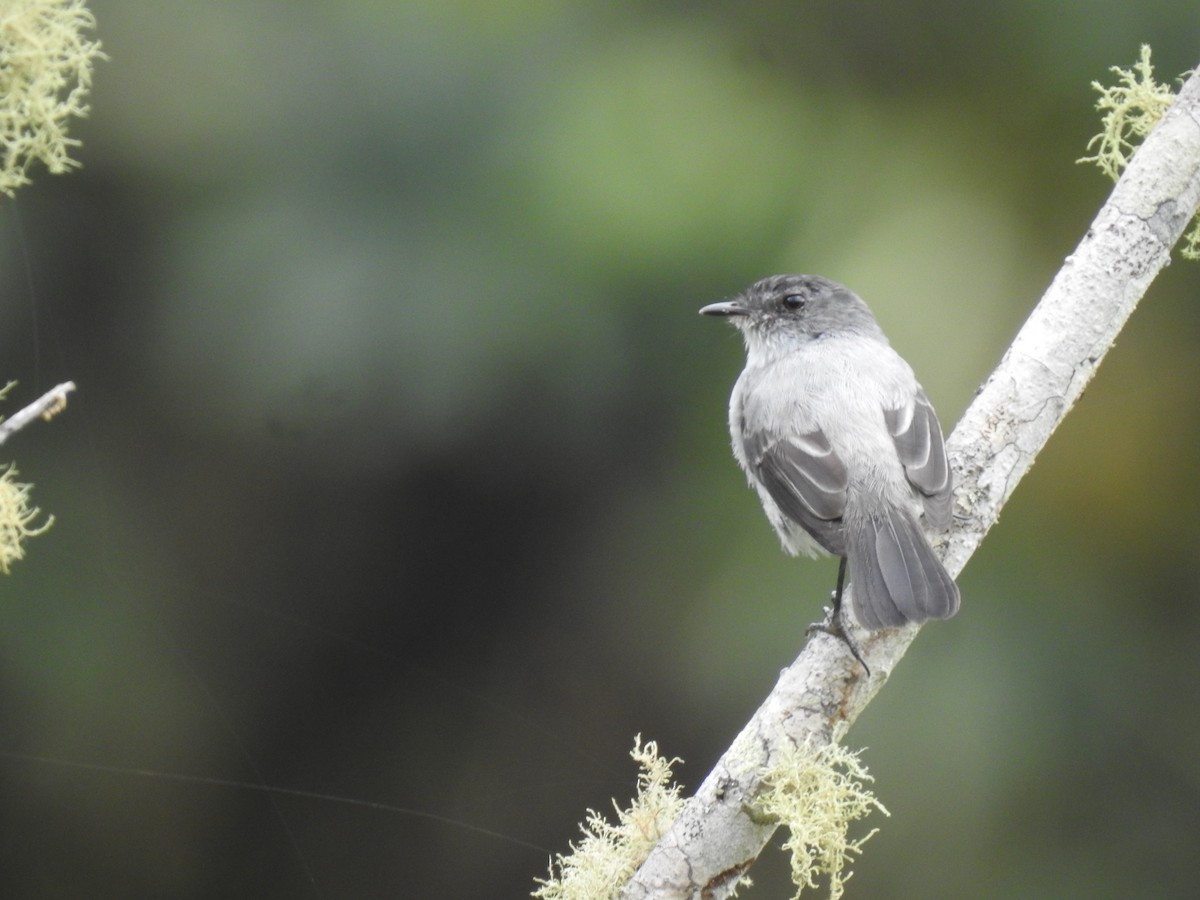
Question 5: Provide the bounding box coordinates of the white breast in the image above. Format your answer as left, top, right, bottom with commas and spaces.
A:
732, 334, 925, 521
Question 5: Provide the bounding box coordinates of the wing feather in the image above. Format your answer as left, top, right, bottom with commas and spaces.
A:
745, 427, 848, 555
885, 391, 952, 528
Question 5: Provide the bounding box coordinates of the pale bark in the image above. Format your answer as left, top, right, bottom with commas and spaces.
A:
620, 65, 1200, 900
0, 381, 75, 446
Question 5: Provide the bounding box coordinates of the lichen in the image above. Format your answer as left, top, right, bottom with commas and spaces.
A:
532, 736, 686, 900
756, 740, 889, 900
1078, 45, 1200, 260
0, 464, 53, 573
0, 0, 105, 196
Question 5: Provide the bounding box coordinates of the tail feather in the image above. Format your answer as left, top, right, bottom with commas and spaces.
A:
847, 507, 959, 630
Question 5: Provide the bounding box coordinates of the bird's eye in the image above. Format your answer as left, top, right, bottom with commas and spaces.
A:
782, 293, 805, 311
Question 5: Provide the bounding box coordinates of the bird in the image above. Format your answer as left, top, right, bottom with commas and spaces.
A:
700, 274, 959, 632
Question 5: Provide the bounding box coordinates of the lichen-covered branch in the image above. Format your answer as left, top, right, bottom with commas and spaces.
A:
618, 61, 1200, 900
0, 382, 74, 571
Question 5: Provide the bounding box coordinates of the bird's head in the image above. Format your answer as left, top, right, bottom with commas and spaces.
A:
700, 274, 885, 360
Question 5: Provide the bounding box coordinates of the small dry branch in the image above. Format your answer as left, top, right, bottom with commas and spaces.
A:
0, 381, 76, 447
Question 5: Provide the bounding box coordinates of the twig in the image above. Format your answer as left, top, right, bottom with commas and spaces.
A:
620, 61, 1200, 900
0, 382, 76, 447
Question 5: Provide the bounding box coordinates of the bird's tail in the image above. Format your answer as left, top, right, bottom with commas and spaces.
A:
846, 506, 960, 630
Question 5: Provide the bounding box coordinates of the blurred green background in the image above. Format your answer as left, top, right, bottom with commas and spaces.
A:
1, 2, 1199, 897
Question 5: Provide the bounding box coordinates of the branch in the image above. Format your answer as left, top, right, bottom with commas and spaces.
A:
620, 65, 1200, 899
0, 382, 76, 447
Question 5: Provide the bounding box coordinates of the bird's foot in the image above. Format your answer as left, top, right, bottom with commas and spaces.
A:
806, 605, 871, 677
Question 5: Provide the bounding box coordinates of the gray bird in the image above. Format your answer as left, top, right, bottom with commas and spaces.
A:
700, 274, 959, 631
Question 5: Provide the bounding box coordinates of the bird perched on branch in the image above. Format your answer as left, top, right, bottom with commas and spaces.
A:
701, 274, 959, 632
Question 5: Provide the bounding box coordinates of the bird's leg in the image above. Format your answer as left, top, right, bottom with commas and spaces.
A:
831, 555, 848, 615
807, 557, 871, 676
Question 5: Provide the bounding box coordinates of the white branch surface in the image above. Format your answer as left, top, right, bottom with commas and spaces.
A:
0, 382, 76, 447
620, 66, 1200, 900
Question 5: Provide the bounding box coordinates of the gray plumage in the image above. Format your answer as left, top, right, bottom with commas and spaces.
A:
700, 274, 959, 630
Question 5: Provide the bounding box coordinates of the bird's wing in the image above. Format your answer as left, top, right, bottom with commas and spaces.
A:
884, 391, 952, 528
743, 426, 848, 553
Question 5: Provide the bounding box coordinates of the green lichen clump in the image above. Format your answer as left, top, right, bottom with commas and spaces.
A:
0, 464, 53, 573
757, 740, 889, 900
0, 0, 104, 196
1079, 45, 1200, 259
533, 736, 686, 900
532, 733, 889, 900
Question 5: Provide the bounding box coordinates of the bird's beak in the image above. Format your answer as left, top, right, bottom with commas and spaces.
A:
699, 300, 749, 317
